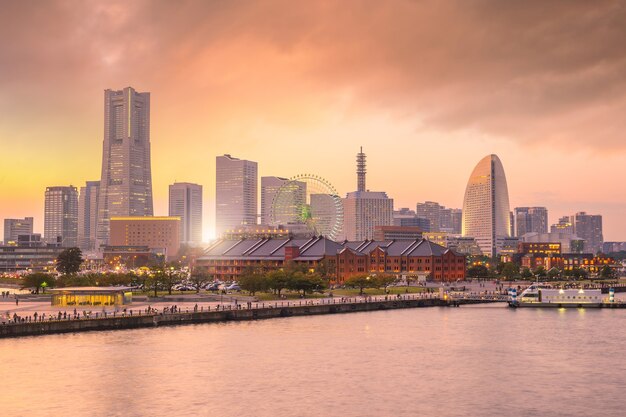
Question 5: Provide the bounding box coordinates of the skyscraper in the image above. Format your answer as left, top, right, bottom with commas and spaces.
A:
169, 182, 203, 245
44, 186, 78, 247
78, 181, 100, 251
514, 207, 548, 237
571, 212, 603, 254
343, 148, 393, 241
416, 201, 442, 232
462, 154, 511, 257
215, 154, 258, 236
96, 87, 153, 247
3, 217, 34, 244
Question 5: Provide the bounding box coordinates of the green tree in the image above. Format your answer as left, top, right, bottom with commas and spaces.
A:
467, 265, 489, 278
374, 274, 397, 292
501, 263, 519, 281
547, 267, 561, 280
56, 247, 83, 275
520, 267, 533, 279
189, 270, 211, 293
21, 273, 55, 294
344, 274, 375, 295
533, 266, 547, 278
288, 272, 326, 296
145, 272, 163, 297
599, 265, 615, 279
239, 268, 268, 296
267, 270, 290, 297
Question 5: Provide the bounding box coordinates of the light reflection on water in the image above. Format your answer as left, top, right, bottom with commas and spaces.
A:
1, 306, 625, 417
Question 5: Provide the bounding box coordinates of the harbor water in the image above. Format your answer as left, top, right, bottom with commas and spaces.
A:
1, 304, 625, 417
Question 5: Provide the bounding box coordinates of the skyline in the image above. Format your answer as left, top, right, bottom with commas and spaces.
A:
1, 1, 626, 240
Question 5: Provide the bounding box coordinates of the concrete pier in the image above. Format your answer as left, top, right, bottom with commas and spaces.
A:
0, 297, 446, 338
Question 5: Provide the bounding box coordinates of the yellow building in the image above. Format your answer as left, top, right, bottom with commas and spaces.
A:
50, 287, 133, 307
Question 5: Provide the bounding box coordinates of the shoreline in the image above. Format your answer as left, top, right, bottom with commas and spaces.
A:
1, 297, 448, 338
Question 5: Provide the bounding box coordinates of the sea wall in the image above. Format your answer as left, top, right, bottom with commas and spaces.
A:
0, 298, 446, 338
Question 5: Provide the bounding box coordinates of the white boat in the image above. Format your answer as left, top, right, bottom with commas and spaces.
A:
510, 285, 604, 308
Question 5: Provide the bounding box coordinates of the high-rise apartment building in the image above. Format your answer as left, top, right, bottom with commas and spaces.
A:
96, 87, 153, 247
415, 201, 442, 232
78, 181, 100, 251
44, 186, 78, 247
393, 208, 430, 231
462, 154, 511, 257
260, 176, 306, 226
215, 154, 258, 237
551, 216, 574, 235
571, 212, 603, 254
342, 148, 393, 241
439, 207, 463, 234
169, 182, 203, 245
514, 207, 548, 237
3, 217, 34, 244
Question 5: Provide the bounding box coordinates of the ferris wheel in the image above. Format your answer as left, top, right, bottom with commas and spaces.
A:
270, 174, 343, 241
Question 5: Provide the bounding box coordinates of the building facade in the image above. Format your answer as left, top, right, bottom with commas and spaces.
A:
462, 154, 511, 257
342, 148, 393, 241
393, 208, 431, 231
571, 212, 603, 254
373, 226, 423, 241
169, 182, 203, 245
514, 207, 548, 237
109, 217, 181, 259
3, 217, 34, 245
78, 181, 100, 251
415, 201, 443, 232
44, 186, 78, 247
215, 154, 258, 237
96, 87, 153, 247
197, 236, 465, 283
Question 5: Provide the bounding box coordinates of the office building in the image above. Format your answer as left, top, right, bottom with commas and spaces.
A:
3, 217, 34, 245
373, 226, 423, 241
44, 186, 78, 247
78, 181, 100, 251
393, 208, 430, 231
515, 207, 548, 237
261, 176, 306, 226
109, 217, 181, 259
415, 201, 443, 232
169, 182, 203, 245
571, 212, 603, 254
462, 154, 511, 257
96, 87, 153, 247
342, 148, 393, 241
215, 154, 258, 237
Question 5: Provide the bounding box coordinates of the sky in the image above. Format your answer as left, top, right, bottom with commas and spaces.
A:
1, 0, 625, 241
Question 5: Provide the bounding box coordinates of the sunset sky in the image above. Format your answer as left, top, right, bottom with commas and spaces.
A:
1, 0, 625, 241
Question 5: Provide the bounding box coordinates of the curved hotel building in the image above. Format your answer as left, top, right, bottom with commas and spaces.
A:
462, 154, 511, 257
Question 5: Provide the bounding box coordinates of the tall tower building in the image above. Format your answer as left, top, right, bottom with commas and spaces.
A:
343, 148, 393, 241
169, 182, 203, 245
215, 154, 258, 237
44, 186, 78, 247
78, 181, 100, 250
571, 212, 603, 254
462, 154, 511, 257
3, 217, 34, 244
416, 201, 443, 232
514, 207, 548, 237
96, 87, 153, 247
261, 176, 307, 226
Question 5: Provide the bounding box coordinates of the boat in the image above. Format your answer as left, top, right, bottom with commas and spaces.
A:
509, 284, 604, 308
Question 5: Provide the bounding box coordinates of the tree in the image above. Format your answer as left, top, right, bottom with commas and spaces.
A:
374, 274, 397, 292
159, 262, 183, 295
21, 273, 55, 294
145, 272, 163, 297
533, 266, 547, 278
520, 267, 533, 279
267, 270, 290, 297
547, 267, 560, 280
599, 265, 616, 279
56, 247, 83, 275
501, 263, 519, 281
467, 265, 489, 278
238, 268, 268, 296
189, 270, 211, 293
344, 274, 375, 295
288, 272, 326, 296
